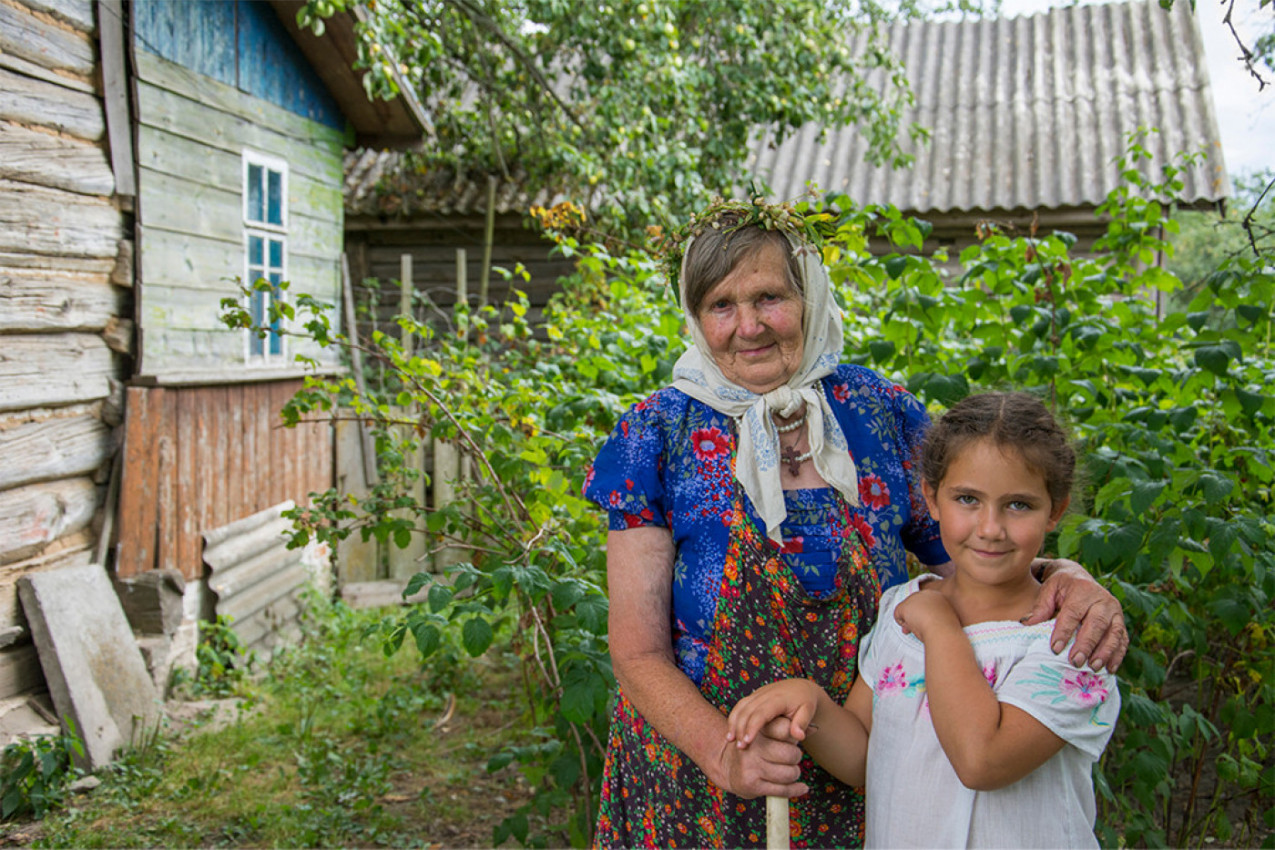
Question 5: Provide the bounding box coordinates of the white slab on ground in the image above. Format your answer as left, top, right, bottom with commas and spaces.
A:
18, 562, 160, 769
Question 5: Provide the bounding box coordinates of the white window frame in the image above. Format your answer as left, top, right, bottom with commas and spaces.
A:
242, 149, 289, 365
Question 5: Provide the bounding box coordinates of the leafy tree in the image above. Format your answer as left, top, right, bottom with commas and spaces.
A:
299, 0, 941, 237
1167, 169, 1274, 316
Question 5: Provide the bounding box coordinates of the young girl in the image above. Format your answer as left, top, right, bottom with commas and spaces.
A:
727, 392, 1121, 848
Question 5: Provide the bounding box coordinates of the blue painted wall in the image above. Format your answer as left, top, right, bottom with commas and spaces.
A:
133, 0, 344, 130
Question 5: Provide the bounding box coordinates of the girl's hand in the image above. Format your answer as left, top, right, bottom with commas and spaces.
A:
1022, 558, 1129, 672
894, 588, 960, 642
727, 679, 822, 749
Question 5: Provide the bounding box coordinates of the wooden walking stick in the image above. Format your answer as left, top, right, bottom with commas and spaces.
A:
766, 795, 790, 849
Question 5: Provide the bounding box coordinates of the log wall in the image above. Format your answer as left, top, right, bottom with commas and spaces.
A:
0, 0, 128, 700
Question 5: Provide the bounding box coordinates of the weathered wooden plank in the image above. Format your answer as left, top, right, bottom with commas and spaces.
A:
0, 642, 43, 700
115, 387, 159, 577
141, 282, 231, 332
0, 251, 112, 275
134, 48, 344, 147
0, 543, 92, 633
98, 0, 134, 197
225, 383, 245, 526
0, 67, 103, 141
0, 409, 110, 491
175, 389, 199, 579
209, 385, 228, 530
194, 389, 214, 567
135, 122, 342, 215
0, 2, 96, 77
138, 175, 340, 270
137, 225, 239, 290
154, 388, 176, 573
0, 178, 121, 259
0, 266, 122, 332
0, 477, 97, 565
138, 166, 240, 244
24, 0, 95, 34
241, 382, 261, 514
0, 333, 114, 413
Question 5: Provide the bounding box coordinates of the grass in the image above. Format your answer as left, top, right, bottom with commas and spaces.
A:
1, 598, 545, 849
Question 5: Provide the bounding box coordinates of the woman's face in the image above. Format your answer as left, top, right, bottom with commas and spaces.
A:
697, 242, 804, 394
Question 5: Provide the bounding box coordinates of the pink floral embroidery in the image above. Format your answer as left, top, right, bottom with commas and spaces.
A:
832, 383, 851, 402
877, 662, 907, 695
1061, 671, 1109, 706
983, 663, 997, 687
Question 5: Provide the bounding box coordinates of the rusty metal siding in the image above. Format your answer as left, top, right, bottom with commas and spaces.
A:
749, 0, 1228, 214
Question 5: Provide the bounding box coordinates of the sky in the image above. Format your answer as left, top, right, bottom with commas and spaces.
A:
998, 0, 1274, 183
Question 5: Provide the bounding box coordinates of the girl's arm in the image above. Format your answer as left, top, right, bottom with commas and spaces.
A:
895, 591, 1066, 791
727, 675, 875, 787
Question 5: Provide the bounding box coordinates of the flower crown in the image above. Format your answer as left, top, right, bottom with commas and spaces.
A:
657, 194, 839, 302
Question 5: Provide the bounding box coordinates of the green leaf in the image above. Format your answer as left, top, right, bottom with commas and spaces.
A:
427, 583, 454, 613
461, 617, 494, 657
403, 571, 432, 599
1130, 480, 1165, 516
1199, 472, 1234, 502
573, 593, 609, 635
868, 339, 896, 363
410, 622, 440, 657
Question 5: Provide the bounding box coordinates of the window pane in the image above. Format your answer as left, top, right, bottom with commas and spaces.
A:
268, 238, 283, 270
248, 267, 263, 288
267, 169, 283, 226
248, 164, 264, 223
250, 290, 265, 356
249, 234, 263, 266
269, 280, 283, 355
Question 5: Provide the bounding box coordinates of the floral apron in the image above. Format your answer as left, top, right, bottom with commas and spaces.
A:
593, 485, 880, 848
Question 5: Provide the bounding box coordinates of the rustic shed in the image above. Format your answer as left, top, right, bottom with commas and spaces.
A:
749, 0, 1230, 255
0, 0, 426, 732
343, 152, 575, 336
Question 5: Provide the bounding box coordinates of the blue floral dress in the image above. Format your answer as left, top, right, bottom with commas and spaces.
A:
584, 364, 948, 848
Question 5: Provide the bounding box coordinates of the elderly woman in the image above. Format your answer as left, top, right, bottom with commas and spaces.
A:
583, 200, 1127, 848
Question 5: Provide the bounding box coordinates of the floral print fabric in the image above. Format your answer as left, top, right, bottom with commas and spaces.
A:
592, 486, 879, 848
584, 364, 948, 686
857, 576, 1121, 848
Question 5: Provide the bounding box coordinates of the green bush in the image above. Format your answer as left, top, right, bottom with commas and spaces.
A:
223, 135, 1274, 847
1, 726, 83, 820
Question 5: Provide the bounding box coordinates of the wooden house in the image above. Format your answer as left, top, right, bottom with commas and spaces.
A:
0, 0, 426, 730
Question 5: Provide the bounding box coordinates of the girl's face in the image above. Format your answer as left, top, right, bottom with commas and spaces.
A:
923, 438, 1068, 589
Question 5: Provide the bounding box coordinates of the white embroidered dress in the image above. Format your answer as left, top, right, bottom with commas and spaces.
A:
858, 576, 1121, 849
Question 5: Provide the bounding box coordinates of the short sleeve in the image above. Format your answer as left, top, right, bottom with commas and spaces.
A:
583, 395, 669, 531
857, 583, 907, 691
997, 646, 1121, 760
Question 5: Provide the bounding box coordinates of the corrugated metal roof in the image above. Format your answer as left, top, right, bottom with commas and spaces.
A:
344, 148, 553, 218
750, 0, 1228, 213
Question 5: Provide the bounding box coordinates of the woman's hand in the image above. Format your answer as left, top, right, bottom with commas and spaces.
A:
1022, 558, 1129, 672
715, 723, 809, 800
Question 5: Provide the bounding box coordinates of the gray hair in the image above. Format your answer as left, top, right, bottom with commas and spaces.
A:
681, 212, 802, 318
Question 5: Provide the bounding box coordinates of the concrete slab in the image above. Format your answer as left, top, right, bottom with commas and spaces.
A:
17, 563, 160, 769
